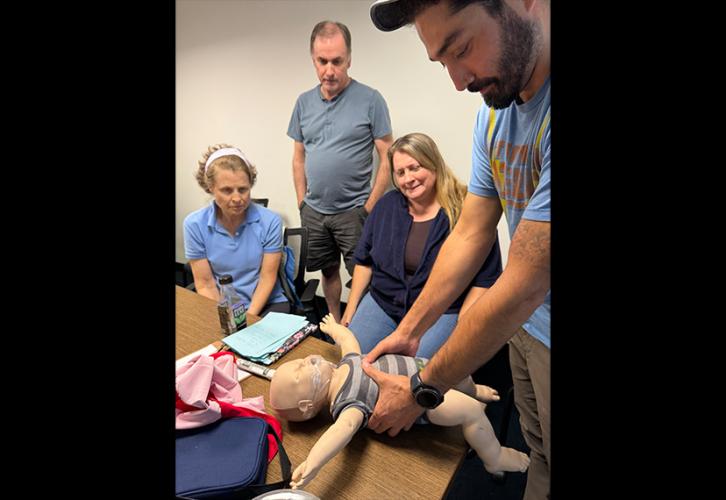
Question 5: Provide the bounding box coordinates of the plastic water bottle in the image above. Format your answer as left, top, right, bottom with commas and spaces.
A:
217, 275, 246, 334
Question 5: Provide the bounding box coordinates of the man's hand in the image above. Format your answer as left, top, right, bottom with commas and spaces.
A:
362, 362, 423, 436
363, 330, 419, 364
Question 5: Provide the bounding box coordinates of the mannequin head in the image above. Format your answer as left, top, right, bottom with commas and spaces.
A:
269, 354, 336, 422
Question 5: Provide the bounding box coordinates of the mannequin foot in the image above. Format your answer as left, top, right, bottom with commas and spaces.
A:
474, 384, 500, 403
483, 447, 530, 474
319, 313, 340, 334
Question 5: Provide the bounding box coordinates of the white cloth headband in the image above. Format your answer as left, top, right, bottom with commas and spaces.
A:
204, 148, 251, 172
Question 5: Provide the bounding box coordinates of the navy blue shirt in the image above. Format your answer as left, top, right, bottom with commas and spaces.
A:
353, 190, 502, 323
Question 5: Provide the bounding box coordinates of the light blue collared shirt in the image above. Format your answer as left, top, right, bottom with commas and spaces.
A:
183, 201, 286, 306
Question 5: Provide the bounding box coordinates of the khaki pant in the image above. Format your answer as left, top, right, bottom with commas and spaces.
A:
509, 327, 550, 500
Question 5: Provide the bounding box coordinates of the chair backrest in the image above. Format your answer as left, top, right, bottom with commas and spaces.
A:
176, 261, 193, 288
252, 198, 269, 207
183, 261, 196, 291
282, 227, 309, 294
277, 226, 322, 324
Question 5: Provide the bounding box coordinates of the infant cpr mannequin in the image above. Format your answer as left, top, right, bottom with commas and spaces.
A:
269, 314, 530, 489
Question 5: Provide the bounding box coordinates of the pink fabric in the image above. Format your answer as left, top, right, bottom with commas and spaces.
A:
175, 351, 266, 429
175, 351, 284, 461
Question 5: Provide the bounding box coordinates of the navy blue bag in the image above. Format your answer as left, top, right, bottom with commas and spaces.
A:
176, 417, 291, 499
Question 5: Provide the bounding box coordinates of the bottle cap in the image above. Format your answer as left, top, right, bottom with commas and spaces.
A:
219, 274, 233, 285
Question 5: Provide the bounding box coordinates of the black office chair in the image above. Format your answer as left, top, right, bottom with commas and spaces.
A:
176, 261, 193, 288
183, 261, 195, 291
252, 198, 269, 207
278, 227, 322, 325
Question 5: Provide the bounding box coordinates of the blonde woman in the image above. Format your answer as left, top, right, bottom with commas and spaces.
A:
342, 133, 502, 358
183, 144, 289, 316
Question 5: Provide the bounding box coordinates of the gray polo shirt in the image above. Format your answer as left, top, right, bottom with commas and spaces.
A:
287, 79, 392, 214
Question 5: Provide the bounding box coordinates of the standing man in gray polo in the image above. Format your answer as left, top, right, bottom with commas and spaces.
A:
288, 20, 394, 322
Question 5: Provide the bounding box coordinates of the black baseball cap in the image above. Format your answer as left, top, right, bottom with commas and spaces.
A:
370, 0, 410, 32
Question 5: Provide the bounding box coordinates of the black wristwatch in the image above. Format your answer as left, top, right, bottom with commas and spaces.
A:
410, 371, 444, 409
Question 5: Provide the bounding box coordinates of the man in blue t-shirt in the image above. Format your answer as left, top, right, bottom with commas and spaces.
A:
288, 20, 394, 323
363, 2, 551, 499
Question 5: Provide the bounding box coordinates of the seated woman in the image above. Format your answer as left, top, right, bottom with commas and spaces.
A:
269, 314, 529, 490
183, 143, 289, 316
343, 133, 502, 358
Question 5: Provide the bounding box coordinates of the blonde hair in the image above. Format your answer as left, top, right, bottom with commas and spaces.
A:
388, 133, 467, 230
195, 143, 258, 194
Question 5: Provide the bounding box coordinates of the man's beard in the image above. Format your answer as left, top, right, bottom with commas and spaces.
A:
467, 5, 538, 109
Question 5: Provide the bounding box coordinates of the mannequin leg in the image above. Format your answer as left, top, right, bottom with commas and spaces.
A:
427, 389, 529, 473
453, 377, 501, 403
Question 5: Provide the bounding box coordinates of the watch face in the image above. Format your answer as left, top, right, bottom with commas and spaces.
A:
416, 388, 443, 408
416, 390, 437, 408
411, 371, 442, 409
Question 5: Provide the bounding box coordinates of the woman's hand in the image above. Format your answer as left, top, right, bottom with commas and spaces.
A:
340, 306, 356, 327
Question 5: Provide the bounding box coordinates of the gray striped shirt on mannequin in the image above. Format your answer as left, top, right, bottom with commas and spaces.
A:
330, 353, 429, 428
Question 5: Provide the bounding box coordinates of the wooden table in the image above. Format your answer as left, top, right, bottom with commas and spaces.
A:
176, 285, 468, 499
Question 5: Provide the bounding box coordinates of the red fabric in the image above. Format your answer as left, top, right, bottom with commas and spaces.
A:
175, 392, 200, 413
210, 350, 236, 361
215, 400, 282, 461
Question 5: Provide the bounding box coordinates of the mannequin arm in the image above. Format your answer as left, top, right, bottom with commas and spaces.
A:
290, 407, 365, 489
319, 313, 361, 356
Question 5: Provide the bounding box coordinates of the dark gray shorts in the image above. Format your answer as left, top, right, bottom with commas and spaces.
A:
300, 202, 367, 275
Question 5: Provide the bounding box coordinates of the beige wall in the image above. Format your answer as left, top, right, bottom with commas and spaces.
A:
176, 0, 510, 300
